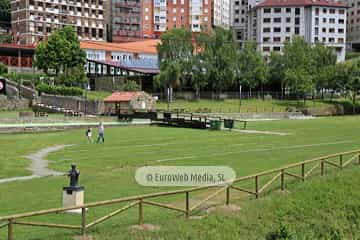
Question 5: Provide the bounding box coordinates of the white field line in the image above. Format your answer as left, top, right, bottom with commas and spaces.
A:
156, 140, 354, 162
231, 129, 290, 136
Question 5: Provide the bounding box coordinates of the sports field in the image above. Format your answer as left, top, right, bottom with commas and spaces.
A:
0, 116, 360, 239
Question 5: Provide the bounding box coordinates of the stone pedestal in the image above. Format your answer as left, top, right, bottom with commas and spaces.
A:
63, 186, 84, 208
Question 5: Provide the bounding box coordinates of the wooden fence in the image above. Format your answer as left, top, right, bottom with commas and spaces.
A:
1, 149, 359, 240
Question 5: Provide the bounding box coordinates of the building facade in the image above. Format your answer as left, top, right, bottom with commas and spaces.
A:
110, 0, 142, 42
255, 0, 347, 62
345, 0, 360, 50
11, 0, 106, 44
213, 0, 231, 29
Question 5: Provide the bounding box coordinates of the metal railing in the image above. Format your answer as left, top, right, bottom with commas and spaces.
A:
0, 149, 359, 240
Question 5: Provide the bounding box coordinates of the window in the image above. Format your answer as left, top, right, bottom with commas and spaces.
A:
329, 18, 335, 23
322, 8, 327, 13
339, 9, 345, 14
264, 8, 271, 13
263, 46, 270, 52
323, 18, 327, 23
295, 17, 300, 24
295, 8, 300, 15
273, 46, 281, 51
286, 17, 291, 23
338, 38, 344, 43
263, 27, 271, 32
329, 37, 335, 43
286, 27, 291, 32
295, 27, 300, 34
286, 8, 291, 13
273, 37, 281, 42
314, 37, 319, 42
338, 28, 344, 33
274, 8, 281, 13
322, 28, 326, 33
338, 19, 344, 24
329, 8, 335, 14
274, 17, 281, 23
315, 27, 319, 35
263, 18, 271, 23
263, 37, 270, 42
285, 36, 290, 41
329, 28, 335, 33
322, 37, 326, 42
315, 8, 319, 15
274, 27, 281, 32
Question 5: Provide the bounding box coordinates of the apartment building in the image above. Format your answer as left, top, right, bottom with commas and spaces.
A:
11, 0, 106, 44
256, 0, 347, 62
110, 0, 141, 42
346, 0, 360, 50
213, 0, 231, 29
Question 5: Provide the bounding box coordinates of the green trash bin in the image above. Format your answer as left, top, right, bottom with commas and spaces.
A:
224, 119, 234, 129
210, 120, 222, 130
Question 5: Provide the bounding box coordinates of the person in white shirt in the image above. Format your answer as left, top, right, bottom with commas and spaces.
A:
97, 122, 105, 143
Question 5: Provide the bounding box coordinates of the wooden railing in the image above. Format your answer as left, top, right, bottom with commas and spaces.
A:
1, 149, 359, 240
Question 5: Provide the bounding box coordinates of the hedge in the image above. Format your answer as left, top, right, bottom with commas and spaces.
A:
36, 84, 84, 97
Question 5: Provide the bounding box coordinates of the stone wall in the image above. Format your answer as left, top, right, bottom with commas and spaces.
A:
301, 105, 344, 116
0, 95, 30, 110
39, 94, 105, 115
5, 79, 37, 100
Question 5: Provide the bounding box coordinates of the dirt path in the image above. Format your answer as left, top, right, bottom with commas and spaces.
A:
0, 145, 73, 184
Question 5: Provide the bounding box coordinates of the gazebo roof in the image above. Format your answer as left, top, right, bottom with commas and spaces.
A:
104, 91, 142, 103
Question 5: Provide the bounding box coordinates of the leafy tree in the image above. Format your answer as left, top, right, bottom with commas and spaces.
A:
237, 41, 269, 99
0, 0, 10, 25
335, 60, 360, 113
281, 36, 315, 103
311, 43, 337, 98
156, 28, 194, 101
197, 27, 237, 94
269, 52, 287, 98
34, 26, 86, 86
190, 55, 207, 99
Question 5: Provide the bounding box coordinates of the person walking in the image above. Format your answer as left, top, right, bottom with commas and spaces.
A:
97, 122, 105, 143
86, 127, 93, 143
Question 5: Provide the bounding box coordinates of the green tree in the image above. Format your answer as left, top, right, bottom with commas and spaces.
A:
312, 43, 337, 99
0, 0, 10, 24
190, 55, 207, 99
156, 28, 194, 101
197, 27, 237, 94
281, 36, 315, 103
34, 26, 86, 86
269, 52, 287, 99
237, 41, 269, 99
336, 60, 360, 113
123, 80, 140, 91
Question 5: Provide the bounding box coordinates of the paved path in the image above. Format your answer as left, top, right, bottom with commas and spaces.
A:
0, 145, 72, 184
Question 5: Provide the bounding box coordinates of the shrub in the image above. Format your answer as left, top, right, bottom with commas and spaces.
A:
0, 62, 8, 75
123, 80, 140, 91
266, 224, 296, 240
36, 84, 84, 97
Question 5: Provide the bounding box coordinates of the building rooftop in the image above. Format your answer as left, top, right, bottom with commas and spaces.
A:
104, 91, 143, 102
256, 0, 347, 8
80, 39, 160, 55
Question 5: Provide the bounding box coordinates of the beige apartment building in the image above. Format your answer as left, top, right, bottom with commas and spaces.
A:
11, 0, 106, 44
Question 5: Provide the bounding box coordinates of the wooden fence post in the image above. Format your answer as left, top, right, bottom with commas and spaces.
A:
301, 163, 305, 181
185, 192, 190, 218
358, 154, 360, 165
281, 170, 285, 191
138, 199, 143, 225
340, 154, 343, 169
226, 186, 230, 205
255, 176, 259, 199
8, 219, 13, 240
81, 208, 86, 236
321, 161, 324, 176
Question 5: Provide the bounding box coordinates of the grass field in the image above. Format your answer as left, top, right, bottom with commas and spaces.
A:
0, 116, 360, 239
